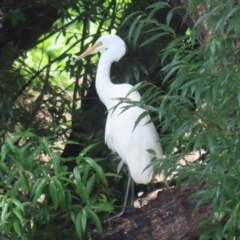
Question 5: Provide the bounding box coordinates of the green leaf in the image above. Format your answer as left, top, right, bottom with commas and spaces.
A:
0, 161, 10, 175
133, 110, 149, 131
86, 174, 96, 197
158, 24, 175, 35
82, 164, 91, 184
128, 15, 143, 43
237, 88, 240, 107
1, 144, 7, 161
53, 179, 65, 207
49, 180, 58, 208
146, 1, 169, 9
73, 166, 81, 182
10, 198, 24, 211
13, 220, 22, 236
41, 137, 51, 157
17, 130, 35, 137
71, 211, 76, 224
32, 178, 47, 203
91, 202, 113, 212
76, 212, 83, 238
84, 157, 108, 187
140, 32, 168, 47
79, 143, 99, 158
133, 19, 145, 47
85, 207, 102, 235
1, 197, 8, 224
64, 140, 81, 145
207, 134, 215, 153
53, 154, 61, 175
6, 136, 17, 153
147, 149, 157, 155
12, 208, 23, 223
81, 209, 87, 233
119, 11, 141, 28
162, 61, 183, 83
180, 78, 201, 90
76, 181, 88, 202
126, 82, 144, 97
166, 6, 184, 26
20, 173, 31, 191
194, 5, 222, 27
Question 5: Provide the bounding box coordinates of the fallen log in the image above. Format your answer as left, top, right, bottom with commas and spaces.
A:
100, 183, 210, 240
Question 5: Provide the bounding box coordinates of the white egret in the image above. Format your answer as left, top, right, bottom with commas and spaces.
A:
75, 34, 163, 215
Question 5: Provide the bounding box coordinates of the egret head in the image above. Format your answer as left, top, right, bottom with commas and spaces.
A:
74, 34, 126, 62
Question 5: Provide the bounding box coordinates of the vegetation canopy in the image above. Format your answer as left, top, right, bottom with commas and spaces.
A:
0, 0, 240, 239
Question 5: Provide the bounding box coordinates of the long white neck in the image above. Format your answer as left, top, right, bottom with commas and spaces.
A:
95, 50, 115, 110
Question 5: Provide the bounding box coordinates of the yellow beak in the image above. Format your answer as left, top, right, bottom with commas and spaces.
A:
74, 41, 102, 62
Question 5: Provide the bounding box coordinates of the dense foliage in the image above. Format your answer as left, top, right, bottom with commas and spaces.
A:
126, 1, 240, 239
1, 0, 240, 239
0, 0, 129, 239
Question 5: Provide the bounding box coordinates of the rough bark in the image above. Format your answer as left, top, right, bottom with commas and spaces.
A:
98, 183, 210, 240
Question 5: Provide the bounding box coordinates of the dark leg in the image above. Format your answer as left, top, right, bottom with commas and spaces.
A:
130, 177, 134, 206
108, 173, 132, 220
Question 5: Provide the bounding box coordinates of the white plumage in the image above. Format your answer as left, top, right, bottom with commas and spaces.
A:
75, 34, 163, 184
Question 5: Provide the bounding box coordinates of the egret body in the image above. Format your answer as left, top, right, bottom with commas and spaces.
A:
75, 34, 163, 185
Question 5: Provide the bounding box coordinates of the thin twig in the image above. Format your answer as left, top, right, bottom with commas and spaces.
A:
13, 37, 82, 102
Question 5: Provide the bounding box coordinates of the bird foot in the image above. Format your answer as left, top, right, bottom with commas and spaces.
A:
107, 209, 126, 221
